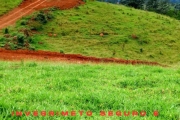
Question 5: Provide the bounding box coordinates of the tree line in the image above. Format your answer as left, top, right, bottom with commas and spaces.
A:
98, 0, 180, 20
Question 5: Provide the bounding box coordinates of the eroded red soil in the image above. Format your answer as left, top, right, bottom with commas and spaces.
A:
0, 0, 84, 29
0, 49, 166, 66
0, 0, 166, 66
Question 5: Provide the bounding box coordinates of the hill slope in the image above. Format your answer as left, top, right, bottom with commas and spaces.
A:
0, 1, 180, 65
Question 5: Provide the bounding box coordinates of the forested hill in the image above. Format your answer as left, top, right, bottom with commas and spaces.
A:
98, 0, 180, 19
98, 0, 180, 4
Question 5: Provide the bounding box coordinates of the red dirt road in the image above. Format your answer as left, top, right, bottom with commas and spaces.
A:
0, 0, 84, 29
0, 49, 165, 66
0, 0, 166, 66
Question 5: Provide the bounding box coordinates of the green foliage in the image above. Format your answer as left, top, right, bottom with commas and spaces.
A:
121, 0, 145, 9
35, 11, 48, 24
146, 0, 171, 14
17, 34, 25, 45
27, 37, 34, 43
0, 37, 6, 47
29, 44, 36, 51
8, 42, 17, 50
0, 61, 179, 119
0, 2, 180, 64
0, 31, 36, 50
60, 49, 64, 54
29, 21, 43, 31
34, 10, 54, 24
0, 0, 22, 16
27, 9, 55, 31
4, 28, 9, 34
28, 62, 37, 67
117, 0, 180, 20
0, 37, 6, 43
20, 20, 28, 25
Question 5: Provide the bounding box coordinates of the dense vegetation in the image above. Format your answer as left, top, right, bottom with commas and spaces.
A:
99, 0, 180, 20
0, 61, 180, 119
0, 0, 22, 16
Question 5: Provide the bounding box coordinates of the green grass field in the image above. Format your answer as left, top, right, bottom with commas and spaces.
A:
1, 1, 179, 65
0, 1, 180, 119
0, 0, 22, 16
0, 61, 180, 119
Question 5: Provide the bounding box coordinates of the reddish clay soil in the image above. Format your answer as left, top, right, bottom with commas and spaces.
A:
0, 49, 166, 66
0, 0, 84, 29
0, 0, 166, 66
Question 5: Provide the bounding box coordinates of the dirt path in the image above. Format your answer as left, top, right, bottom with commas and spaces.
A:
0, 0, 84, 29
0, 0, 166, 67
0, 49, 166, 66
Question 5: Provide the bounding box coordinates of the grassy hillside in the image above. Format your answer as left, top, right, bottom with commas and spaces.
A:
0, 0, 22, 16
0, 61, 180, 119
0, 1, 180, 65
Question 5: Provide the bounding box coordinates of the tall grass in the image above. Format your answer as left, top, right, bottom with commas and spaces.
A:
0, 61, 179, 119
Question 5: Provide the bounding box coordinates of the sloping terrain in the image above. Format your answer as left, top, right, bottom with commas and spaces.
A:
0, 0, 22, 16
0, 1, 180, 120
0, 0, 84, 29
0, 48, 164, 66
0, 1, 179, 65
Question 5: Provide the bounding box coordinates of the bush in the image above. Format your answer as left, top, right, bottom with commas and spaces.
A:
20, 20, 28, 25
4, 28, 9, 34
35, 12, 47, 24
17, 34, 25, 46
60, 50, 64, 54
0, 37, 6, 43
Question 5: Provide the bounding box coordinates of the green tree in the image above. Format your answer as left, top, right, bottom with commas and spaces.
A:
146, 0, 171, 14
121, 0, 145, 9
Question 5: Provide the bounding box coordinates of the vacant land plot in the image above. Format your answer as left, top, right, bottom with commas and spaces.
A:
1, 1, 179, 64
0, 61, 179, 119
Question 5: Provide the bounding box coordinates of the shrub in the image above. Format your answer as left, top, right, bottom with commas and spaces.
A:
60, 50, 64, 54
4, 28, 9, 34
0, 37, 6, 43
20, 20, 28, 25
35, 12, 47, 24
17, 34, 25, 46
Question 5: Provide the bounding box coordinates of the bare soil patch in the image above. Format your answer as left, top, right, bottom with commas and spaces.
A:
0, 48, 165, 66
0, 0, 84, 29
